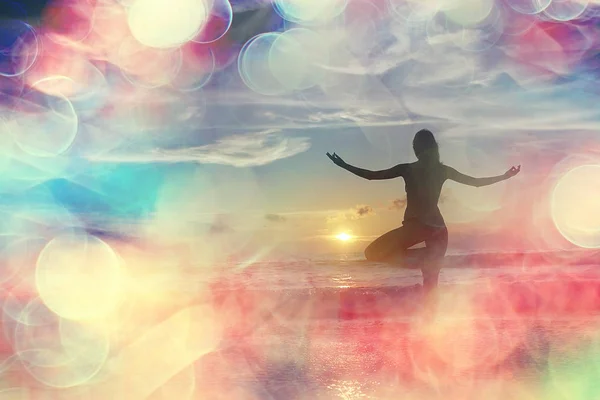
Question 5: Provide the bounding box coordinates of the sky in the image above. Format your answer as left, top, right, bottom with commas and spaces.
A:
0, 0, 600, 259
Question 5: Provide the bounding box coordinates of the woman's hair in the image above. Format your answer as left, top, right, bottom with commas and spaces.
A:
413, 129, 440, 164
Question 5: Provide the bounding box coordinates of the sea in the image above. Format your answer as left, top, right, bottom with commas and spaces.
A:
196, 249, 600, 399
2, 249, 600, 399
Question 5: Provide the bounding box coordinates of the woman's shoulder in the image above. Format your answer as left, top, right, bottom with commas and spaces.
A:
410, 161, 446, 171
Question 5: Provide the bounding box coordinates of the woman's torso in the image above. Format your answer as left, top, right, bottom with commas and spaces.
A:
402, 162, 447, 228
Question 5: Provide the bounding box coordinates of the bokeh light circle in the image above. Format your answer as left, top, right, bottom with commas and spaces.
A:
7, 90, 78, 157
193, 0, 233, 43
0, 20, 38, 77
442, 0, 494, 26
268, 28, 328, 91
118, 38, 183, 88
343, 0, 387, 57
506, 0, 552, 14
388, 0, 441, 23
443, 5, 505, 52
498, 4, 536, 36
171, 45, 215, 91
238, 32, 288, 96
29, 63, 110, 121
551, 164, 600, 248
14, 297, 110, 388
35, 233, 122, 321
128, 0, 208, 48
2, 276, 40, 351
0, 237, 46, 284
543, 0, 589, 21
273, 0, 348, 25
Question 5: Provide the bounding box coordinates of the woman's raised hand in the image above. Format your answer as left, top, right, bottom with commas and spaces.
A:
504, 165, 521, 179
326, 152, 347, 168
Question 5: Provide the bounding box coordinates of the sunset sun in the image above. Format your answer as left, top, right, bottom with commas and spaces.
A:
336, 232, 352, 241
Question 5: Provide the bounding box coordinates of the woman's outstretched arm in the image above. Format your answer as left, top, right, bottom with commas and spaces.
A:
326, 152, 406, 180
446, 165, 520, 187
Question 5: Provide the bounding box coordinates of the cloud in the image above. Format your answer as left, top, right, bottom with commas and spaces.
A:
356, 205, 374, 217
265, 213, 286, 223
327, 204, 376, 223
389, 198, 407, 211
93, 0, 596, 170
208, 217, 233, 235
197, 7, 600, 140
200, 71, 600, 138
86, 129, 310, 167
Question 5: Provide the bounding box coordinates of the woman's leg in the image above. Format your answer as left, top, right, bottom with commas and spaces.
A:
364, 222, 427, 262
422, 227, 448, 292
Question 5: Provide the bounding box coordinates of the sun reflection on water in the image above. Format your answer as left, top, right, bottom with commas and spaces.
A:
327, 380, 370, 399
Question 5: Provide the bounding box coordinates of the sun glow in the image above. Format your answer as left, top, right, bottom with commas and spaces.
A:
336, 232, 352, 241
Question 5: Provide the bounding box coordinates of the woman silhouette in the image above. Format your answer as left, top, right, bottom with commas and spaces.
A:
327, 129, 520, 293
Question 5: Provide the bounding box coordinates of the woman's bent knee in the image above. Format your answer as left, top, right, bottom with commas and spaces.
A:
365, 247, 385, 262
365, 248, 378, 262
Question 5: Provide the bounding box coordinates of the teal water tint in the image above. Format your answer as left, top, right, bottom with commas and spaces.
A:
79, 163, 166, 218
0, 162, 169, 221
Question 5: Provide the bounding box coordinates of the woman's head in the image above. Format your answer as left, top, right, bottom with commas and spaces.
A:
413, 129, 440, 164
